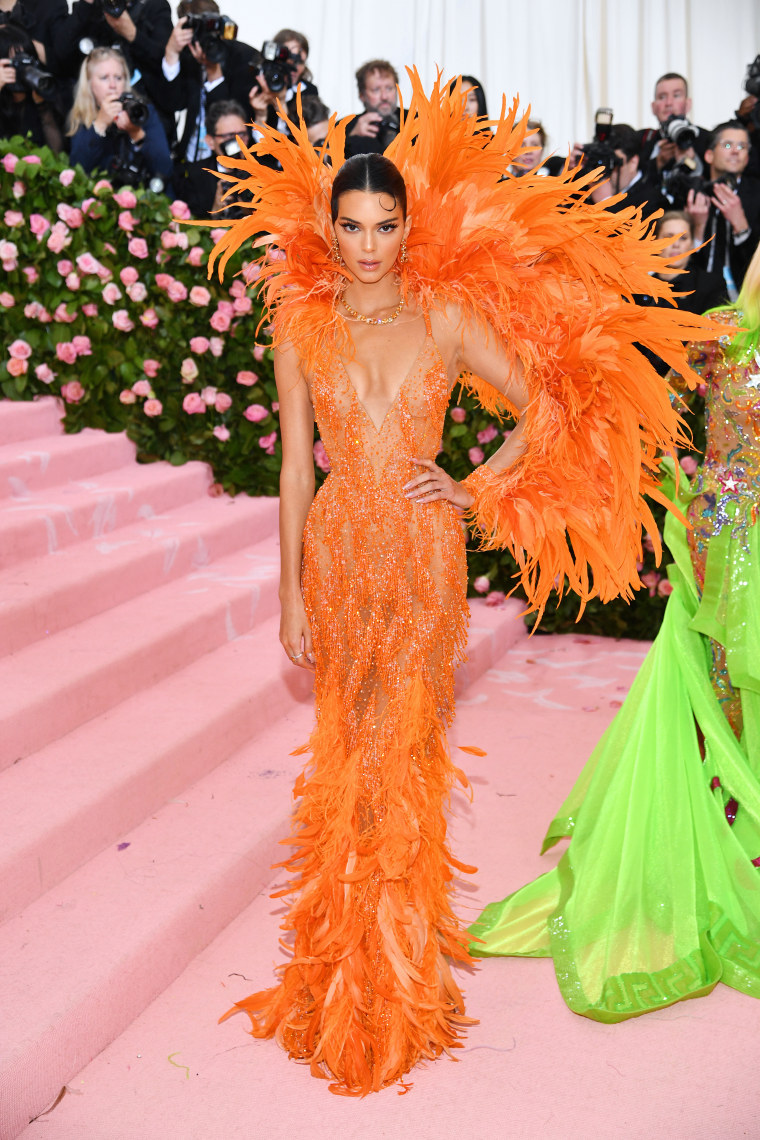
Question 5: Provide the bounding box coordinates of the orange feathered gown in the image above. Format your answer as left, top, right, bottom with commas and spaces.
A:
206, 73, 720, 1094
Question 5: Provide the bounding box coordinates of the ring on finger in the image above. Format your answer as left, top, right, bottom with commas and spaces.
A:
291, 652, 303, 660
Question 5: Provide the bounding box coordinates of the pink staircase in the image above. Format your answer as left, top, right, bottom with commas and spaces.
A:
0, 398, 528, 1139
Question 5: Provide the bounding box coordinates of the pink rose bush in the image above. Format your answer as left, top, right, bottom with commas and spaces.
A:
60, 380, 85, 402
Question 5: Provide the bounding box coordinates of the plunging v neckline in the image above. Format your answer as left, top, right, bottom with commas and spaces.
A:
341, 321, 430, 435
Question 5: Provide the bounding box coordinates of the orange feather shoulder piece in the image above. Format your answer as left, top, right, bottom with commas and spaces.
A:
205, 69, 724, 616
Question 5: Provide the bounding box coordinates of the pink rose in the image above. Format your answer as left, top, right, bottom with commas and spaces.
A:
60, 379, 85, 403
82, 303, 99, 317
200, 385, 217, 405
35, 363, 56, 383
236, 370, 257, 386
243, 261, 260, 283
155, 273, 173, 291
24, 301, 41, 319
3, 153, 18, 173
210, 309, 231, 332
56, 341, 77, 364
160, 229, 178, 249
113, 189, 137, 209
189, 285, 211, 306
119, 388, 137, 404
76, 252, 100, 275
183, 392, 206, 414
53, 303, 77, 323
313, 440, 331, 472
72, 335, 92, 356
253, 344, 267, 362
126, 282, 147, 303
132, 379, 152, 396
143, 359, 161, 377
229, 280, 246, 298
640, 571, 661, 597
187, 246, 204, 267
477, 424, 498, 445
190, 336, 210, 354
0, 290, 15, 307
210, 227, 227, 243
81, 197, 98, 217
102, 282, 122, 305
0, 240, 18, 260
23, 154, 41, 165
2, 259, 17, 272
233, 295, 252, 315
679, 455, 698, 476
144, 398, 163, 417
167, 280, 188, 302
4, 210, 23, 227
57, 259, 74, 275
658, 579, 674, 598
56, 203, 83, 228
95, 262, 111, 280
485, 590, 506, 607
93, 178, 113, 195
128, 237, 149, 259
244, 403, 269, 422
214, 392, 232, 413
271, 401, 279, 412
140, 308, 159, 328
7, 357, 27, 377
259, 430, 278, 454
174, 231, 188, 250
38, 307, 52, 323
267, 246, 286, 262
473, 575, 491, 594
112, 309, 134, 332
9, 339, 32, 359
216, 300, 235, 317
59, 168, 76, 187
170, 199, 191, 220
118, 210, 136, 232
47, 227, 69, 254
180, 357, 199, 382
65, 273, 81, 291
22, 266, 38, 283
12, 180, 25, 199
120, 266, 139, 286
449, 407, 467, 423
213, 424, 230, 442
468, 446, 485, 465
209, 337, 224, 357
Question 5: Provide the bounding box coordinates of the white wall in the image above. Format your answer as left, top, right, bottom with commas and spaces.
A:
215, 0, 759, 156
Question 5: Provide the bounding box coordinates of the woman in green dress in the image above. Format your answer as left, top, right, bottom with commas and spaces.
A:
470, 245, 760, 1021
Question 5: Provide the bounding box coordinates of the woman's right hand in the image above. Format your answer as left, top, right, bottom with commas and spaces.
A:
279, 592, 315, 671
95, 93, 122, 133
0, 58, 16, 91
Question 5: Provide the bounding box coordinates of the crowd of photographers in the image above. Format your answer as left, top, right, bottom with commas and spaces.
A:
2, 0, 759, 307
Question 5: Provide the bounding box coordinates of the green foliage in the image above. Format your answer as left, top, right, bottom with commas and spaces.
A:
0, 138, 704, 639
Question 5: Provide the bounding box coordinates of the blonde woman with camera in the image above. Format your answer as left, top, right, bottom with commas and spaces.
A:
68, 46, 172, 189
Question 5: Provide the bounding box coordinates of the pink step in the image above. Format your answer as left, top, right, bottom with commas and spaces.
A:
0, 426, 136, 499
0, 495, 279, 655
0, 396, 63, 445
0, 546, 281, 769
0, 459, 212, 570
0, 604, 528, 1137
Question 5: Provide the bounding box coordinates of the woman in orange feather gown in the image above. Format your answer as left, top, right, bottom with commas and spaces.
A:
209, 73, 719, 1094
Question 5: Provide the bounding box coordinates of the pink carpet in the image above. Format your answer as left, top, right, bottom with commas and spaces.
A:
2, 399, 757, 1140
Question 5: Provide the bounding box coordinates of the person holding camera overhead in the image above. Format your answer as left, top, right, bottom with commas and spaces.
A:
67, 44, 172, 191
248, 28, 318, 140
0, 21, 65, 151
152, 0, 254, 163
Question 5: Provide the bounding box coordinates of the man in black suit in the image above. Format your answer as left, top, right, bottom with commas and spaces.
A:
175, 98, 249, 216
344, 59, 400, 158
151, 0, 256, 162
600, 124, 668, 220
49, 0, 172, 86
685, 120, 760, 301
638, 72, 710, 186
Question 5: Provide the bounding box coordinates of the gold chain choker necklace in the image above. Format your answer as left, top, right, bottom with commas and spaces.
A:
341, 294, 405, 325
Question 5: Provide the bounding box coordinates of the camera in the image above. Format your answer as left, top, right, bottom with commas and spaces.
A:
579, 108, 620, 178
101, 0, 138, 15
250, 41, 299, 94
659, 114, 698, 151
118, 92, 149, 126
7, 52, 54, 98
183, 13, 238, 64
741, 55, 760, 129
376, 107, 401, 151
665, 165, 737, 211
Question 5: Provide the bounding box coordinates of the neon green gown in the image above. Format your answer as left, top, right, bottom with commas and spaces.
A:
469, 311, 760, 1021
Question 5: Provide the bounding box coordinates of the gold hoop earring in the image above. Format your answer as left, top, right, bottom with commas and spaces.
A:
330, 235, 344, 265
399, 237, 408, 264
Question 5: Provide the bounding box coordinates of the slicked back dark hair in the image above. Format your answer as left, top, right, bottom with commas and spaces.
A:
330, 154, 407, 222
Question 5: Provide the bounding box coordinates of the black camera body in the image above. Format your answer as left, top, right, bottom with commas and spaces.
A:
659, 114, 698, 151
580, 140, 621, 178
376, 107, 401, 151
666, 166, 737, 211
184, 13, 238, 64
118, 92, 149, 126
7, 52, 54, 98
101, 0, 139, 16
251, 40, 299, 94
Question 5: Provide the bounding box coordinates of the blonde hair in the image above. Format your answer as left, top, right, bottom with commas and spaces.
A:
655, 210, 693, 240
67, 47, 130, 136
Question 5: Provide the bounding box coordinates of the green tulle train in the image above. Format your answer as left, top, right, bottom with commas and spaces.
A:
469, 464, 760, 1021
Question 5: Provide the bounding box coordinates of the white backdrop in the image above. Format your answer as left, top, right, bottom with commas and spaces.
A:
213, 0, 759, 156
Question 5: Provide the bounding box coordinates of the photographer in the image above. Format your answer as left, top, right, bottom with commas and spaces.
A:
638, 72, 709, 186
601, 124, 667, 218
344, 59, 400, 158
49, 0, 173, 89
0, 1, 69, 69
68, 45, 172, 190
685, 120, 760, 301
175, 97, 249, 215
248, 28, 318, 138
737, 54, 760, 177
152, 0, 255, 162
0, 22, 65, 152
